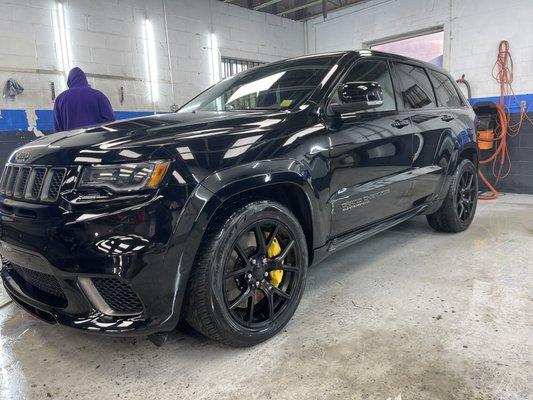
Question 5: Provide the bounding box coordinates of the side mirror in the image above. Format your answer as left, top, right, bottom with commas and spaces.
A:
328, 81, 384, 116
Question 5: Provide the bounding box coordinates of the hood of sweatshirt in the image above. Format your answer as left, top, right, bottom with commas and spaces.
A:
67, 67, 89, 88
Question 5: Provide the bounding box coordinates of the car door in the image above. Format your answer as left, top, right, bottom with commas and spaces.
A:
393, 63, 466, 205
391, 62, 443, 206
327, 58, 414, 237
423, 68, 474, 199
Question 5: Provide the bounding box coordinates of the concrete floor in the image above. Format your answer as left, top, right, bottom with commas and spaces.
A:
1, 194, 532, 400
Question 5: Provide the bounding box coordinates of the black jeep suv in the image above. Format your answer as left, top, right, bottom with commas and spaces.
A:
0, 51, 478, 346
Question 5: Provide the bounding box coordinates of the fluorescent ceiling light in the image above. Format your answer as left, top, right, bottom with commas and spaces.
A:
54, 1, 71, 87
145, 19, 159, 108
210, 33, 221, 84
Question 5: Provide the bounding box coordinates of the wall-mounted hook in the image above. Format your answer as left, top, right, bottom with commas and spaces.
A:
50, 81, 56, 101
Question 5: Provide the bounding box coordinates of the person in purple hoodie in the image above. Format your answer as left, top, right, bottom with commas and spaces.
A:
53, 67, 115, 132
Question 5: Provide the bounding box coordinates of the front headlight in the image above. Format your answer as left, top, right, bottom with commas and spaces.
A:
78, 161, 170, 193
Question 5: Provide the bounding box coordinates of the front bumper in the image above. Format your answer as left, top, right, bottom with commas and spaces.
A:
2, 265, 169, 335
0, 195, 185, 336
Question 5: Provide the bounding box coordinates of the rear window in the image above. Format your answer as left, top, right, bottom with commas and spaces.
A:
428, 70, 464, 108
394, 63, 436, 109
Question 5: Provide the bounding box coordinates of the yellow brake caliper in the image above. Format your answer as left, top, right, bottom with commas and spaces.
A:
266, 234, 283, 287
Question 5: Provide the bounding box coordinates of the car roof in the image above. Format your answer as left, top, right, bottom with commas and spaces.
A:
356, 49, 449, 74
279, 49, 450, 75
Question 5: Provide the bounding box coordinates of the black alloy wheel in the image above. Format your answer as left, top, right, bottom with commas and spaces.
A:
426, 158, 478, 233
185, 201, 307, 346
223, 220, 300, 328
456, 168, 476, 222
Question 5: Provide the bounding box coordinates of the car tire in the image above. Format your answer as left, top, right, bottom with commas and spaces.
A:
184, 200, 308, 347
426, 158, 478, 233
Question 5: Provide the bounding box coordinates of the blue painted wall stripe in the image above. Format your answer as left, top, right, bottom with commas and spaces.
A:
0, 109, 155, 133
469, 93, 533, 114
1, 94, 532, 133
35, 109, 54, 133
0, 110, 29, 132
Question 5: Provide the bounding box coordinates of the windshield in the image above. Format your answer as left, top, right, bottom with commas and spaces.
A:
178, 55, 342, 113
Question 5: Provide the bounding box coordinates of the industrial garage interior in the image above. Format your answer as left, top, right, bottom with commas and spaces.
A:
0, 0, 532, 399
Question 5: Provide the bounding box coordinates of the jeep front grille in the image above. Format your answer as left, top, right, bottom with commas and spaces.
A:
0, 165, 67, 203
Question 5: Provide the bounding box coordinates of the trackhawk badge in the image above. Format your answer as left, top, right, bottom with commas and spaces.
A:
340, 188, 391, 212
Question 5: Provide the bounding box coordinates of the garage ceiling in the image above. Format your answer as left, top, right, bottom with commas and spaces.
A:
221, 0, 366, 21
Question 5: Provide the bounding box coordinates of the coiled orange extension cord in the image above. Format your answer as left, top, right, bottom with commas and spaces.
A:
478, 40, 532, 200
478, 104, 507, 200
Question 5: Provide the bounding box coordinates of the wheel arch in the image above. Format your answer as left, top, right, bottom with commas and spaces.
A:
200, 159, 324, 263
458, 146, 479, 165
165, 159, 324, 325
212, 182, 315, 263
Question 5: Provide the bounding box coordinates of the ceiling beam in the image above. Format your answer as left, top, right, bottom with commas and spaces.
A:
277, 0, 323, 16
299, 0, 365, 20
253, 0, 284, 10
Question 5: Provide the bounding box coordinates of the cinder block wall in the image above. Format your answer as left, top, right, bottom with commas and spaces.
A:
0, 0, 304, 144
305, 0, 533, 99
305, 0, 533, 193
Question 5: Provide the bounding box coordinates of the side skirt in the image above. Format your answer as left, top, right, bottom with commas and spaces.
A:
328, 205, 427, 253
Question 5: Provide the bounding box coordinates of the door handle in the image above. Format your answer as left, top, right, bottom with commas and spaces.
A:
441, 114, 455, 122
391, 119, 410, 128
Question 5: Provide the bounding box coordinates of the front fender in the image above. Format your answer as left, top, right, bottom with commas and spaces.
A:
162, 159, 325, 328
200, 159, 325, 246
202, 158, 314, 197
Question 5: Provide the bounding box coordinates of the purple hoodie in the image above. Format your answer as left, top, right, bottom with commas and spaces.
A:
53, 67, 115, 132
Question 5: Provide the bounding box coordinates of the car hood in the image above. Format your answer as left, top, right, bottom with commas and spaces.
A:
9, 110, 297, 167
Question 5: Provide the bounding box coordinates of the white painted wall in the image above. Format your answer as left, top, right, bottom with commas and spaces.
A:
305, 0, 533, 99
2, 0, 532, 133
0, 0, 304, 130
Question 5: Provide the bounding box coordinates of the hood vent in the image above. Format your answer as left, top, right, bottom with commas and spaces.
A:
0, 165, 67, 203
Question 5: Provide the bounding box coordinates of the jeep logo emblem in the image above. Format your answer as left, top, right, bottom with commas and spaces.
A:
15, 151, 30, 163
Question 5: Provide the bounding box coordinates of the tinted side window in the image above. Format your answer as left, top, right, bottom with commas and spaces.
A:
395, 63, 436, 109
428, 70, 464, 108
340, 59, 396, 112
